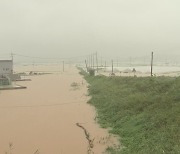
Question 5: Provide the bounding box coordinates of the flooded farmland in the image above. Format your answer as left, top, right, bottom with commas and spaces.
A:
0, 66, 119, 154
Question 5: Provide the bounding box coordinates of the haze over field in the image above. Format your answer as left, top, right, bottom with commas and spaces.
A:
0, 0, 180, 61
0, 1, 179, 153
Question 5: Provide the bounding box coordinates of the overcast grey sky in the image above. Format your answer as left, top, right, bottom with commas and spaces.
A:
0, 0, 180, 60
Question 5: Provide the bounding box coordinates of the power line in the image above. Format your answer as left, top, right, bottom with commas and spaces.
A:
13, 53, 88, 61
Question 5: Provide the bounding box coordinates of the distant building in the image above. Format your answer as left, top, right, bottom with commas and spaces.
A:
0, 60, 13, 77
0, 76, 11, 86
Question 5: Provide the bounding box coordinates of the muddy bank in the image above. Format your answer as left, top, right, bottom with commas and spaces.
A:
0, 66, 119, 154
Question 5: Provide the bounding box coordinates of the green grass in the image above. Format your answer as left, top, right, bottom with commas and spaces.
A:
80, 70, 180, 154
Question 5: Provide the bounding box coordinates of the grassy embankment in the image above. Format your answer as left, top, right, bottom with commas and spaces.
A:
80, 70, 180, 154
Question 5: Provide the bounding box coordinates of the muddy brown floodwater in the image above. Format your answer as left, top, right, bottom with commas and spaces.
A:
0, 66, 119, 154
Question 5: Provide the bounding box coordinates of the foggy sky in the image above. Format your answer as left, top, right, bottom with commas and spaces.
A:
0, 0, 180, 60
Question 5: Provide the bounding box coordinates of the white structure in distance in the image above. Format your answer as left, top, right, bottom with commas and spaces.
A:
0, 60, 13, 77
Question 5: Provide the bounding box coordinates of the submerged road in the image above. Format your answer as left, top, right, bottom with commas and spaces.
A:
0, 66, 118, 154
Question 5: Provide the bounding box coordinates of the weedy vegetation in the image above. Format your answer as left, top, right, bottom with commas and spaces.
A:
71, 82, 80, 90
80, 69, 180, 154
4, 142, 13, 154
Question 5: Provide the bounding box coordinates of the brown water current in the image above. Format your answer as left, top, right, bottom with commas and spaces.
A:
0, 66, 119, 154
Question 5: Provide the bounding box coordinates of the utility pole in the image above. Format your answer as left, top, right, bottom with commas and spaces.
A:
90, 55, 91, 68
96, 52, 98, 72
88, 55, 89, 68
129, 57, 132, 66
85, 60, 88, 72
117, 57, 118, 67
33, 61, 35, 69
63, 61, 64, 72
151, 52, 154, 76
87, 56, 89, 68
101, 57, 102, 66
11, 52, 14, 61
90, 54, 92, 68
112, 60, 114, 74
92, 53, 94, 69
11, 52, 14, 74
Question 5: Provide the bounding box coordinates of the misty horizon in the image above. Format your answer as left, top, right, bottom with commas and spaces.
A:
0, 0, 180, 62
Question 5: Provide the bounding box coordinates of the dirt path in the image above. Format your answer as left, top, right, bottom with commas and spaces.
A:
0, 66, 119, 154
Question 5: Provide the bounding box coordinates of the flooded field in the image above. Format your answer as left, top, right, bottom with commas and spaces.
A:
0, 66, 119, 154
98, 66, 180, 77
105, 66, 180, 73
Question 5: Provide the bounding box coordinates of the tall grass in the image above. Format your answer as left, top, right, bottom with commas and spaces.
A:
80, 70, 180, 154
